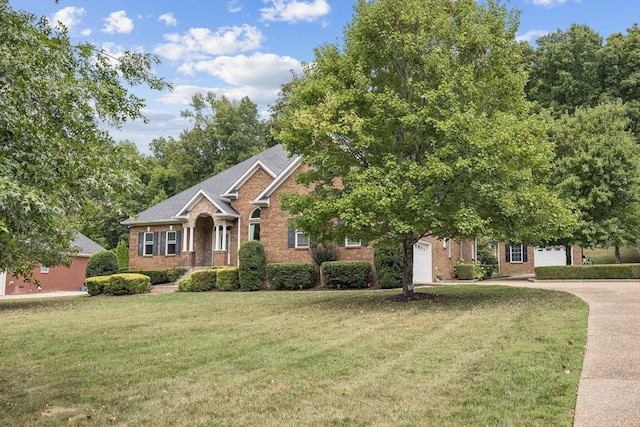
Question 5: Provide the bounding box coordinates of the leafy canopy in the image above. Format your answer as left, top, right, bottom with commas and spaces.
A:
0, 2, 169, 278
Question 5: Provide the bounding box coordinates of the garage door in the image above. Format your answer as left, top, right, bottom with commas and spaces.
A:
534, 246, 567, 267
413, 241, 432, 284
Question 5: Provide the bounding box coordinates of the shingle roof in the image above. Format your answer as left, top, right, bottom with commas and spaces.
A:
123, 144, 296, 225
73, 233, 106, 256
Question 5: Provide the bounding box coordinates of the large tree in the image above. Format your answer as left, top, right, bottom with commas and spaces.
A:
0, 2, 169, 278
551, 101, 640, 263
275, 0, 573, 295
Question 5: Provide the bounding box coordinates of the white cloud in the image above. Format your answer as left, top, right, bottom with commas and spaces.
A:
228, 1, 243, 13
261, 0, 331, 23
158, 13, 177, 26
158, 84, 281, 109
516, 29, 549, 43
154, 25, 264, 61
102, 10, 134, 34
178, 52, 302, 89
525, 0, 581, 8
51, 6, 85, 31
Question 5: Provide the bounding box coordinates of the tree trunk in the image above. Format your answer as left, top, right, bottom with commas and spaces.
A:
615, 246, 622, 264
402, 239, 414, 296
564, 244, 573, 265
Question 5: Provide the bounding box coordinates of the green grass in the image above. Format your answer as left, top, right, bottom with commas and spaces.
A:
0, 287, 587, 426
583, 245, 640, 264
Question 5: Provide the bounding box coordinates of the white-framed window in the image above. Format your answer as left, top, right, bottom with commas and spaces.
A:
144, 232, 154, 256
295, 231, 310, 248
510, 244, 524, 263
40, 265, 49, 274
345, 237, 361, 247
249, 223, 261, 241
250, 208, 261, 219
166, 231, 177, 255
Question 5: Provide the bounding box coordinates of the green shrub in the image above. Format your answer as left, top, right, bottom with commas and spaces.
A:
535, 264, 640, 280
267, 263, 316, 290
103, 273, 151, 295
455, 263, 476, 280
374, 244, 403, 289
190, 269, 217, 291
311, 243, 338, 266
114, 240, 129, 271
167, 268, 187, 282
127, 268, 188, 284
217, 268, 239, 291
178, 279, 195, 292
85, 250, 118, 278
238, 241, 267, 291
85, 276, 111, 296
322, 261, 371, 289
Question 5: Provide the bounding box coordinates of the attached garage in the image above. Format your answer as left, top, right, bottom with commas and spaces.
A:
413, 241, 433, 284
534, 246, 568, 267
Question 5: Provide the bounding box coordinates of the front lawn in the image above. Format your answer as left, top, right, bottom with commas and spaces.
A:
0, 286, 587, 426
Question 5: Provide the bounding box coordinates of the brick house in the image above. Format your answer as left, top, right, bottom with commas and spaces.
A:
0, 233, 105, 295
122, 144, 577, 283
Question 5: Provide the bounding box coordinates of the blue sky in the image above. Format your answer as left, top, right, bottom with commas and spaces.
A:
10, 0, 640, 153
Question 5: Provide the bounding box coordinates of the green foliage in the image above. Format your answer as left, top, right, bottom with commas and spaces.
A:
321, 261, 371, 289
103, 273, 151, 295
535, 264, 640, 280
455, 263, 477, 280
85, 251, 119, 278
114, 240, 129, 271
0, 4, 169, 279
267, 263, 316, 290
126, 268, 186, 284
178, 279, 193, 292
477, 241, 500, 278
190, 269, 218, 292
275, 0, 573, 295
216, 268, 239, 292
167, 268, 187, 282
85, 276, 111, 296
310, 243, 338, 267
374, 244, 403, 289
238, 241, 267, 292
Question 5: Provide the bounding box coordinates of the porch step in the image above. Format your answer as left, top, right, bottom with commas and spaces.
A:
150, 283, 179, 294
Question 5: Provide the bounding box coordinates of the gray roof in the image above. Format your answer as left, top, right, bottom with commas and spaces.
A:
123, 144, 296, 225
73, 233, 106, 255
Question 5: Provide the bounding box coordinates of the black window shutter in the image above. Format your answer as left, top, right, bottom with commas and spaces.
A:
138, 233, 144, 256
176, 230, 181, 254
288, 228, 295, 248
160, 232, 166, 256
505, 244, 511, 263
522, 244, 528, 262
153, 232, 159, 256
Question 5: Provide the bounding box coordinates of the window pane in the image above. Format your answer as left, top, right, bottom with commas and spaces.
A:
144, 232, 154, 255
249, 223, 260, 241
296, 232, 310, 248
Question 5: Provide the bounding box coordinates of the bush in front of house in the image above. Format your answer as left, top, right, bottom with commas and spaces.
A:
322, 261, 371, 289
114, 240, 129, 271
311, 243, 338, 266
374, 244, 403, 289
189, 269, 218, 291
127, 268, 188, 285
167, 268, 187, 282
85, 250, 119, 278
267, 263, 316, 290
103, 273, 151, 295
217, 268, 239, 291
535, 264, 640, 280
455, 263, 476, 280
178, 279, 198, 292
85, 276, 111, 296
238, 241, 267, 291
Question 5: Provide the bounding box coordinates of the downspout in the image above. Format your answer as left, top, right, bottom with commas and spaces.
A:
236, 217, 241, 267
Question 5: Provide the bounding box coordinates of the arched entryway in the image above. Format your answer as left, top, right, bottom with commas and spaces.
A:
194, 214, 214, 266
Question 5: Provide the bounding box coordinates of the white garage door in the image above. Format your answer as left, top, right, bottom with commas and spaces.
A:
534, 246, 567, 267
413, 241, 432, 284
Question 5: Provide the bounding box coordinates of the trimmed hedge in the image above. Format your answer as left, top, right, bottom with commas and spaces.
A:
238, 241, 267, 291
85, 276, 111, 296
322, 261, 371, 289
455, 263, 476, 280
104, 273, 151, 295
85, 250, 118, 278
189, 269, 218, 291
267, 263, 316, 290
128, 268, 187, 285
217, 268, 239, 291
374, 245, 403, 289
535, 264, 640, 280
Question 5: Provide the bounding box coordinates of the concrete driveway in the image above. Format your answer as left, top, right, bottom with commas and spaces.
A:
485, 278, 640, 427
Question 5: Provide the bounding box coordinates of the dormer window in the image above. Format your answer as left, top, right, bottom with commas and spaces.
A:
250, 208, 261, 219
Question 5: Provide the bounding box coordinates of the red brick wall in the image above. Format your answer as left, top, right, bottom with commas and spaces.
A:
498, 243, 583, 276
5, 256, 89, 295
128, 225, 190, 271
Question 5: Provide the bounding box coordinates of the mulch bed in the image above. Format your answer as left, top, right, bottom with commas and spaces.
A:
384, 292, 443, 303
